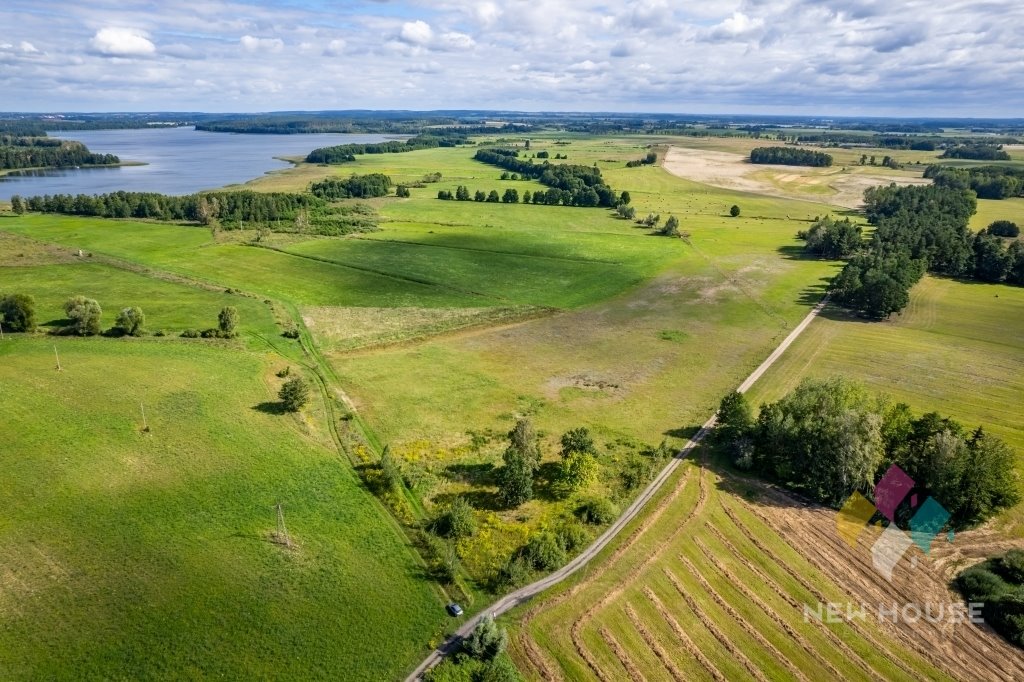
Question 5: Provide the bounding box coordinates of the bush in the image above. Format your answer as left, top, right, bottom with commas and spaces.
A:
576, 497, 617, 524
0, 293, 36, 332
463, 614, 507, 662
63, 295, 102, 335
557, 522, 588, 552
114, 306, 145, 336
730, 204, 741, 217
181, 328, 201, 338
279, 375, 311, 412
218, 306, 238, 334
430, 498, 477, 539
521, 531, 566, 571
988, 220, 1020, 238
495, 555, 532, 589
998, 550, 1024, 584
282, 328, 300, 339
955, 564, 1009, 603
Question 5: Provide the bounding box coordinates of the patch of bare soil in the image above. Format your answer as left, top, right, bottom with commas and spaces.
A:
662, 146, 930, 209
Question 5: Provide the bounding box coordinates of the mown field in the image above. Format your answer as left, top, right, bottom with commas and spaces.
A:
509, 456, 1024, 681
0, 337, 448, 680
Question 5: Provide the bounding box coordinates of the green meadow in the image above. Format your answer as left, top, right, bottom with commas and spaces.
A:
0, 338, 447, 680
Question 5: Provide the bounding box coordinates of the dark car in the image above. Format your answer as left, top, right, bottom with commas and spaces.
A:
446, 603, 463, 617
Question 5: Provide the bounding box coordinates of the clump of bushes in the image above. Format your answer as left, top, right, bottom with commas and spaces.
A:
63, 295, 102, 335
0, 293, 36, 332
954, 550, 1024, 648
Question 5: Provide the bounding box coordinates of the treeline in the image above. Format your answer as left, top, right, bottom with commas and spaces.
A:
0, 138, 119, 170
473, 149, 618, 207
925, 164, 1024, 200
10, 189, 379, 236
626, 151, 658, 167
941, 144, 1011, 161
828, 184, 1024, 318
437, 185, 608, 206
716, 378, 1020, 528
310, 173, 392, 199
305, 134, 468, 164
749, 147, 833, 167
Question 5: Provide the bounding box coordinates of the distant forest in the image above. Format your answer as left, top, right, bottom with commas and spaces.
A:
941, 144, 1012, 161
305, 134, 469, 164
0, 135, 119, 171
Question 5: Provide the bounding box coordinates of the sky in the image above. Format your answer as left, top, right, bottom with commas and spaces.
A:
1, 0, 1022, 116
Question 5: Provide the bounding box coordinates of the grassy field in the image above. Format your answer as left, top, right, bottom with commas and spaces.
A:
0, 337, 447, 680
0, 261, 278, 335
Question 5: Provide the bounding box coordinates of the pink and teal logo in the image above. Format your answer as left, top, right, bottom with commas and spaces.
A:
836, 464, 954, 580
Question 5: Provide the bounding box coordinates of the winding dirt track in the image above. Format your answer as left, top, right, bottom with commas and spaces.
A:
404, 296, 832, 681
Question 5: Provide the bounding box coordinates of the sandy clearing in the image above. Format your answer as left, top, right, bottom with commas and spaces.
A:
662, 146, 931, 209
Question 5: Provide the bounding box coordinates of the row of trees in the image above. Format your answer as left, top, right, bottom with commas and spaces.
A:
305, 134, 468, 164
10, 190, 379, 236
0, 139, 119, 170
309, 173, 392, 199
941, 144, 1011, 161
749, 147, 833, 167
473, 149, 620, 207
829, 184, 1024, 317
925, 164, 1024, 200
716, 378, 1020, 529
626, 151, 658, 168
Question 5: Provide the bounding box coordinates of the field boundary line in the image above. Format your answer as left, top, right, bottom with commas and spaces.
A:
405, 294, 831, 680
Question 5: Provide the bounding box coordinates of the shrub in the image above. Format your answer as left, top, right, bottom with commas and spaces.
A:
560, 427, 597, 457
576, 497, 617, 524
218, 306, 238, 334
730, 204, 741, 217
462, 614, 507, 662
0, 293, 36, 332
521, 531, 566, 571
955, 564, 1009, 603
558, 451, 597, 492
998, 550, 1024, 584
557, 522, 588, 552
430, 498, 477, 539
279, 375, 311, 412
63, 295, 102, 336
114, 306, 145, 336
988, 220, 1020, 238
181, 328, 201, 338
282, 328, 300, 339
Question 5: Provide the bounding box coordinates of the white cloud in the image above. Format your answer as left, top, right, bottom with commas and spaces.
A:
90, 27, 156, 57
240, 35, 284, 53
324, 39, 347, 56
474, 2, 502, 27
399, 20, 433, 46
438, 31, 475, 51
707, 11, 764, 40
19, 41, 38, 53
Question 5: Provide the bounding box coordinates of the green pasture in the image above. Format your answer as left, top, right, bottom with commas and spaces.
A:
0, 337, 446, 680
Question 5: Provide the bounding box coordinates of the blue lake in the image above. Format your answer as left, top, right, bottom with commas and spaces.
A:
0, 127, 394, 200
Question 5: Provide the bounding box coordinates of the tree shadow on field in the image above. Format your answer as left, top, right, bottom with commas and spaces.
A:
253, 401, 287, 415
663, 425, 700, 441
707, 453, 825, 513
777, 244, 820, 261
532, 461, 568, 502
441, 462, 495, 485
434, 489, 504, 512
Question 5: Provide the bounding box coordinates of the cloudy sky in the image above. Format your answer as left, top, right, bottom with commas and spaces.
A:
1, 0, 1021, 116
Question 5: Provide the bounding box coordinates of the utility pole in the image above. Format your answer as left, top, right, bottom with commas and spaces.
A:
140, 402, 149, 432
275, 502, 291, 548
54, 345, 62, 371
